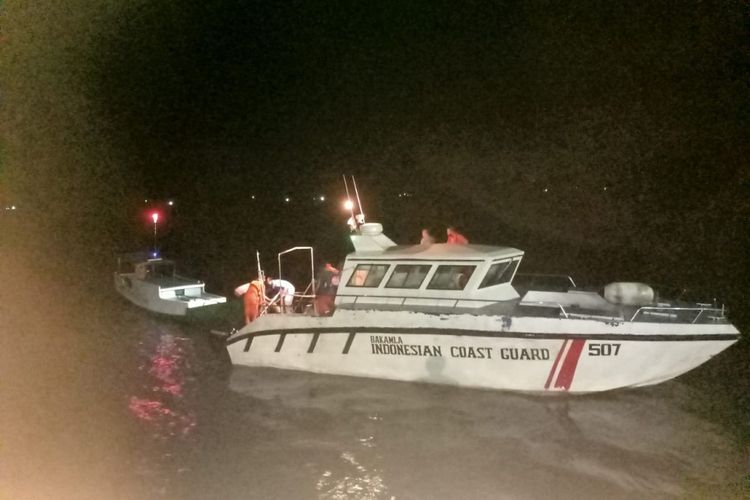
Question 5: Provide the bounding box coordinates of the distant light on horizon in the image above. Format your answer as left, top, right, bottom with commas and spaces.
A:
284, 196, 290, 203
168, 200, 174, 206
319, 195, 325, 201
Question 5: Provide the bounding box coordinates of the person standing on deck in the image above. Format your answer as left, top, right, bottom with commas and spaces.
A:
315, 263, 340, 315
238, 279, 265, 324
446, 226, 469, 244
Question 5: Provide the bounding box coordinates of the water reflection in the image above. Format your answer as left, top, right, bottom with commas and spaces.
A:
316, 451, 388, 499
129, 330, 197, 438
225, 368, 741, 500
129, 324, 199, 495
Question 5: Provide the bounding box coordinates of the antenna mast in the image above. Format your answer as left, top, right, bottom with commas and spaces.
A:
351, 175, 365, 224
342, 175, 355, 222
256, 250, 264, 281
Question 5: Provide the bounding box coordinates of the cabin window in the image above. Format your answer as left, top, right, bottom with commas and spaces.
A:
347, 264, 390, 287
426, 265, 476, 290
151, 263, 175, 279
118, 261, 136, 274
385, 265, 432, 289
479, 259, 519, 288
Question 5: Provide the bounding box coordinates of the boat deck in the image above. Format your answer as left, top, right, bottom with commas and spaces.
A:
145, 276, 202, 288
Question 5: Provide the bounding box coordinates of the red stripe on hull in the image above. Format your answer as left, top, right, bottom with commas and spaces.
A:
544, 339, 569, 390
554, 339, 586, 390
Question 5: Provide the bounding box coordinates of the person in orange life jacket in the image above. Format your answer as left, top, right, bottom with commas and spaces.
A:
242, 279, 265, 324
446, 226, 468, 244
315, 263, 340, 315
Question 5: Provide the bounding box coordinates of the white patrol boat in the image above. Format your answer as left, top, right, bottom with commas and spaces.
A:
225, 222, 739, 393
115, 253, 226, 317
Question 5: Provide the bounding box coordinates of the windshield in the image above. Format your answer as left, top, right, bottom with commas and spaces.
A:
150, 263, 175, 278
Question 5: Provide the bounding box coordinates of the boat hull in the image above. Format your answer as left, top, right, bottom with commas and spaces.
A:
114, 272, 226, 318
225, 310, 739, 393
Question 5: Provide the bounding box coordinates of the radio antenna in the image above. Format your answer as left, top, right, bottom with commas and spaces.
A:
256, 250, 264, 281
352, 175, 365, 224
342, 175, 355, 223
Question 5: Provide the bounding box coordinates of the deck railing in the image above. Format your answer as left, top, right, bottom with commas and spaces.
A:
629, 305, 726, 324
334, 292, 729, 324
520, 301, 727, 324
514, 273, 577, 289
537, 303, 623, 321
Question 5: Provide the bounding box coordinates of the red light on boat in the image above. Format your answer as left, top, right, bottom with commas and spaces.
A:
151, 212, 159, 224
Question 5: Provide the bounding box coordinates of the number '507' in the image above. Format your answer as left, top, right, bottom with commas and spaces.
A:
588, 343, 621, 356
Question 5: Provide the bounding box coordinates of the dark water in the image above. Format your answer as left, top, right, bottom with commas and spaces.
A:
1, 239, 747, 500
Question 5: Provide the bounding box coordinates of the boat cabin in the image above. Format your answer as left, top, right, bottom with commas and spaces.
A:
134, 259, 176, 281
116, 255, 177, 282
334, 223, 524, 313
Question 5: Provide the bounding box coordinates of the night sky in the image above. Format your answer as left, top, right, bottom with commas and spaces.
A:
1, 1, 748, 288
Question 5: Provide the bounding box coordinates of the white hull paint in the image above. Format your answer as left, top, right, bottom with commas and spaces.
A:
226, 310, 739, 393
114, 273, 226, 317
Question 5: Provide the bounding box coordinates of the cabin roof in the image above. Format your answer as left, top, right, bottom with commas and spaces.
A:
349, 243, 523, 261
118, 253, 174, 266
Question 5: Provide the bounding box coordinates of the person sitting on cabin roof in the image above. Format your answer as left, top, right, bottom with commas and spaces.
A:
420, 228, 435, 245
265, 276, 295, 312
446, 226, 469, 244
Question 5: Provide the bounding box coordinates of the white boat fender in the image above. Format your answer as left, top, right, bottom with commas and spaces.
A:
604, 282, 655, 306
